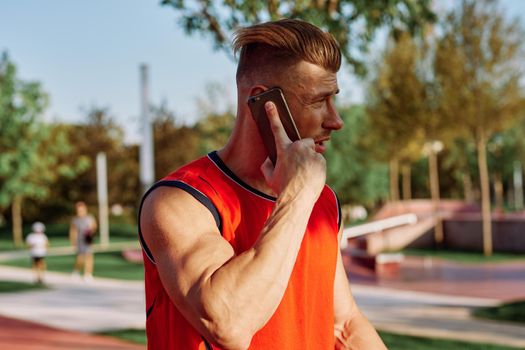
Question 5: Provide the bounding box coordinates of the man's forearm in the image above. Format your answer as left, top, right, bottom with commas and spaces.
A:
196, 187, 318, 344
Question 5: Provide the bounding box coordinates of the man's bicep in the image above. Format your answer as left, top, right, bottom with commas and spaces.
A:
140, 186, 235, 304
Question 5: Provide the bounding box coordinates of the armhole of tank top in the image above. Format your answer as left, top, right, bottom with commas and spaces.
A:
138, 179, 223, 265
202, 337, 213, 350
329, 187, 342, 231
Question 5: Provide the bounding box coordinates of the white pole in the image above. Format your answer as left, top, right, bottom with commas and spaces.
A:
139, 64, 155, 193
97, 152, 109, 248
514, 161, 523, 210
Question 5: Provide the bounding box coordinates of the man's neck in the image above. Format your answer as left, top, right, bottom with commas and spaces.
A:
217, 117, 277, 197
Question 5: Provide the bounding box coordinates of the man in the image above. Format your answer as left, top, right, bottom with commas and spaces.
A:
139, 19, 387, 349
69, 201, 97, 282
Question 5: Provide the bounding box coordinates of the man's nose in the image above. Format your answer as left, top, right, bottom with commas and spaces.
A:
322, 104, 344, 131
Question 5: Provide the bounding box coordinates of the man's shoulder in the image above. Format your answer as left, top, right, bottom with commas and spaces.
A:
163, 153, 214, 181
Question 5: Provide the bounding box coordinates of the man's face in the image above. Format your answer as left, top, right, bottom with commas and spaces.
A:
279, 61, 344, 154
76, 203, 87, 216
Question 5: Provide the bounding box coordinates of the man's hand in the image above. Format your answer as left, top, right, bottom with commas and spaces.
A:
260, 101, 326, 200
334, 320, 351, 349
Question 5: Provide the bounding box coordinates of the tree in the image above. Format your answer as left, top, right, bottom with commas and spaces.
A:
325, 105, 389, 208
0, 53, 79, 246
161, 0, 435, 75
366, 32, 426, 202
434, 0, 525, 255
151, 103, 202, 178
42, 107, 141, 220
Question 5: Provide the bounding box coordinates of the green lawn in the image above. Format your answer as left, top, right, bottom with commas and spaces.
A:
1, 251, 143, 280
100, 329, 147, 345
473, 300, 525, 325
379, 331, 525, 350
401, 248, 525, 263
0, 222, 138, 251
0, 280, 48, 293
99, 329, 525, 349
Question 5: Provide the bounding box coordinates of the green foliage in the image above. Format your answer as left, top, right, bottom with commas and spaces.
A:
379, 331, 524, 350
151, 83, 235, 179
31, 108, 141, 222
474, 300, 525, 325
325, 105, 389, 207
0, 52, 51, 206
366, 32, 428, 164
160, 0, 436, 75
151, 103, 202, 179
435, 0, 525, 139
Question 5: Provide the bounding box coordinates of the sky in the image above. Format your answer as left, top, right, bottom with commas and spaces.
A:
1, 0, 524, 144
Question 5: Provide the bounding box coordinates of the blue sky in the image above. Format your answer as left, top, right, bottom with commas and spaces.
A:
1, 0, 524, 143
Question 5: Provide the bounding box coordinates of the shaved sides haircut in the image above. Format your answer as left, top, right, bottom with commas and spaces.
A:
233, 19, 341, 86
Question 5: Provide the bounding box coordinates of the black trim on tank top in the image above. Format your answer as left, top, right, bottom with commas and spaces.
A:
208, 151, 277, 202
146, 297, 156, 319
138, 180, 223, 264
202, 337, 213, 350
334, 191, 342, 231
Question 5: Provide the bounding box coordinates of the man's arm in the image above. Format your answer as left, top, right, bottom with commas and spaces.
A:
69, 223, 77, 246
333, 225, 388, 349
140, 101, 326, 350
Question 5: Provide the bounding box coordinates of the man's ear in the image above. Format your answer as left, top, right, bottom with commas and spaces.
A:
248, 85, 268, 99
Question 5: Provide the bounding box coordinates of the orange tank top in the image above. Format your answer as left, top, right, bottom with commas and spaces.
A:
139, 151, 341, 349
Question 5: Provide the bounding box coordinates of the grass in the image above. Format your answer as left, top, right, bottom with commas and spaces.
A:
473, 300, 525, 325
99, 329, 147, 345
0, 222, 138, 251
379, 331, 525, 350
1, 251, 144, 280
0, 280, 48, 293
401, 248, 525, 264
99, 329, 525, 349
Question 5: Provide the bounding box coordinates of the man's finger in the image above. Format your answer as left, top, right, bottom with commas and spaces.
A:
265, 101, 292, 148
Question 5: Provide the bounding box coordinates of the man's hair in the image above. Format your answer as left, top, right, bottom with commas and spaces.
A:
233, 19, 341, 85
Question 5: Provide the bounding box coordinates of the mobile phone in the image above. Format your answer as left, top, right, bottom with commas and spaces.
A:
248, 87, 301, 164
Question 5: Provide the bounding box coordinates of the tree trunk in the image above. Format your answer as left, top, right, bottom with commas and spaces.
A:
514, 161, 523, 210
401, 164, 412, 200
429, 150, 443, 245
476, 131, 493, 256
11, 195, 23, 248
389, 159, 400, 202
463, 171, 475, 202
493, 173, 504, 213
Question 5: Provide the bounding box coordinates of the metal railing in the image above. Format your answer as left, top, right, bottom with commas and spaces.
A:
340, 214, 418, 248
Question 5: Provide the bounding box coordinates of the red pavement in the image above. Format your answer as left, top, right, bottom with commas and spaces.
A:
343, 253, 525, 301
0, 315, 145, 350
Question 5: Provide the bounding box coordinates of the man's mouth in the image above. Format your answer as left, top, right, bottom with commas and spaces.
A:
314, 138, 329, 153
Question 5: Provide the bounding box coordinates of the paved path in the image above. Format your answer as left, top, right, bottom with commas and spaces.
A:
353, 285, 525, 349
1, 255, 525, 348
0, 266, 144, 332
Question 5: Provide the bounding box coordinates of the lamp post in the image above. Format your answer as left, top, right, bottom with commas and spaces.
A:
423, 140, 444, 245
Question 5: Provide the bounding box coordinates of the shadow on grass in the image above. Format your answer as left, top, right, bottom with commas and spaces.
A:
0, 280, 48, 293
473, 300, 525, 325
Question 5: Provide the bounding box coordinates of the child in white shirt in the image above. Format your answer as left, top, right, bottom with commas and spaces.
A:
25, 222, 49, 284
